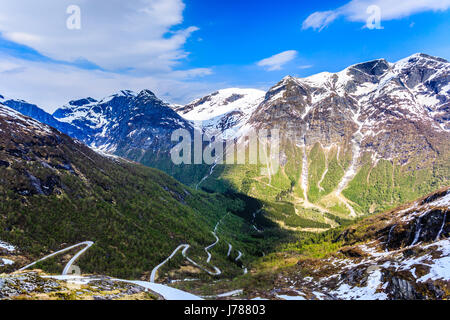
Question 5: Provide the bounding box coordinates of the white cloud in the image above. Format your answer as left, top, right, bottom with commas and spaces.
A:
0, 61, 21, 73
0, 1, 224, 111
302, 11, 340, 31
257, 50, 298, 71
4, 32, 42, 44
0, 55, 216, 113
302, 0, 450, 31
0, 0, 197, 72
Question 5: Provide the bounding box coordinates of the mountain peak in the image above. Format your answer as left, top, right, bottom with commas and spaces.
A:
349, 58, 390, 76
280, 75, 299, 84
282, 75, 295, 80
395, 53, 449, 67
405, 53, 448, 63
134, 90, 165, 108
68, 97, 98, 107
118, 89, 136, 97
106, 89, 136, 99
137, 89, 157, 99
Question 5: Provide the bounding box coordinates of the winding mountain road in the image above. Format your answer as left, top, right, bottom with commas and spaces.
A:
205, 232, 219, 263
182, 245, 221, 276
151, 216, 228, 281
20, 212, 248, 289
227, 243, 233, 257
251, 210, 263, 233
150, 244, 189, 283
19, 241, 93, 273
196, 161, 219, 190
18, 241, 201, 300
148, 211, 254, 282
149, 242, 222, 283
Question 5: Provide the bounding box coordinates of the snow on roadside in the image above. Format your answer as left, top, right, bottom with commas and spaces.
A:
45, 275, 202, 300
0, 258, 15, 266
0, 240, 16, 252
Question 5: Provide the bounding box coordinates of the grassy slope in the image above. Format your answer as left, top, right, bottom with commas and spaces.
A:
0, 112, 294, 279
344, 152, 449, 214
188, 135, 449, 230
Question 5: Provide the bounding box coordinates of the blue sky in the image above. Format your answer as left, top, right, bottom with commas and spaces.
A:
0, 0, 449, 111
180, 0, 450, 87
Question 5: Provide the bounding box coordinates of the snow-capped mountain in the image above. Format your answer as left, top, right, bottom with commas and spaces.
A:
246, 53, 449, 190
172, 88, 265, 138
189, 53, 449, 218
250, 53, 449, 140
53, 89, 194, 155
0, 94, 84, 141
50, 89, 204, 184
2, 53, 448, 214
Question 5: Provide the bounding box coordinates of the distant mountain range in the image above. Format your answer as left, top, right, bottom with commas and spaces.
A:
0, 53, 449, 300
2, 53, 449, 224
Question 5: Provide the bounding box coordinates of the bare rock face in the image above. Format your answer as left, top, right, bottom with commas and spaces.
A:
386, 276, 423, 300
0, 272, 157, 300
0, 272, 61, 299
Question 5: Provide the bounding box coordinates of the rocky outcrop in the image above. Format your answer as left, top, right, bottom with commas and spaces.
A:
0, 272, 158, 300
247, 187, 450, 300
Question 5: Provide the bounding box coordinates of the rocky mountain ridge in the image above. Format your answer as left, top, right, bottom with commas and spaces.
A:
53, 89, 194, 154
2, 53, 449, 221
197, 53, 450, 220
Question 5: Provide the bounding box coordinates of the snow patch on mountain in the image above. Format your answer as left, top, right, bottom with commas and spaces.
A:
180, 88, 265, 121
174, 88, 265, 137
0, 104, 53, 135
0, 240, 16, 252
331, 268, 388, 300
0, 258, 14, 266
